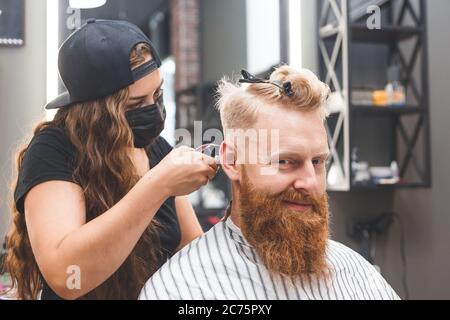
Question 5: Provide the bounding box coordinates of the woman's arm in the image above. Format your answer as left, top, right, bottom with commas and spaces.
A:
174, 196, 203, 251
25, 147, 217, 300
25, 169, 169, 300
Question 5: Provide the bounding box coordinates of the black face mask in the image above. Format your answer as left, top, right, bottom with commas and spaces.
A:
125, 95, 166, 148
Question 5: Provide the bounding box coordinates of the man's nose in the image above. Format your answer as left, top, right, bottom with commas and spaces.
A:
292, 161, 319, 193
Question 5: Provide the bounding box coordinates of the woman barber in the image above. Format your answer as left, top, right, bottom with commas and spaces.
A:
5, 19, 217, 300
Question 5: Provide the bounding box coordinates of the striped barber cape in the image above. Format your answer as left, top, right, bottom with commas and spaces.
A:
139, 218, 400, 300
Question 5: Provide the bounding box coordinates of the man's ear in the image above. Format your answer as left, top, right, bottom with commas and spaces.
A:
220, 141, 240, 181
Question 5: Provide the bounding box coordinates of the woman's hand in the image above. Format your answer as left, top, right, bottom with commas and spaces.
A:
150, 146, 218, 197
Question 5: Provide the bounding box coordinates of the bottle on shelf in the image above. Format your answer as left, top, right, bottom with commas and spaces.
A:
385, 65, 406, 107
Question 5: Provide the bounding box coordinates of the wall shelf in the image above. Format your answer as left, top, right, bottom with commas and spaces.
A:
351, 105, 425, 115
318, 0, 431, 192
352, 181, 429, 190
350, 24, 422, 43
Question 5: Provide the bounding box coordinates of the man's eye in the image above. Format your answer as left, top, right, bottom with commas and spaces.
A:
312, 158, 326, 166
278, 159, 293, 165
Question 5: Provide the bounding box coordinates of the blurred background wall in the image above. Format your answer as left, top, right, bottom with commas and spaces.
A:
0, 0, 47, 254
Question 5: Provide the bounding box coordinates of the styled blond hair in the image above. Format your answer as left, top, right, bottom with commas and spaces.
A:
216, 66, 330, 130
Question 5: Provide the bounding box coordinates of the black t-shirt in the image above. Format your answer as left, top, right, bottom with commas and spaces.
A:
14, 127, 181, 300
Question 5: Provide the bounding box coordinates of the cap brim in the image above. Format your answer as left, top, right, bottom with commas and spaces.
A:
45, 92, 72, 110
132, 59, 161, 83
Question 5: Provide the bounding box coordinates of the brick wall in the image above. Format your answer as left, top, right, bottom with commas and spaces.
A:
171, 0, 200, 92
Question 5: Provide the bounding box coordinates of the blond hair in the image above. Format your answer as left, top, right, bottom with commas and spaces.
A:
216, 66, 330, 130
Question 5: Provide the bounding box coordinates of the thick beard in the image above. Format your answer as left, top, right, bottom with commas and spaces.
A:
238, 169, 330, 279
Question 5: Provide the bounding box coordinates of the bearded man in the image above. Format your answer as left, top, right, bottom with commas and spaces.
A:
139, 66, 399, 300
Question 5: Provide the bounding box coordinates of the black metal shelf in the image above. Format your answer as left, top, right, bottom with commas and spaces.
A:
318, 0, 431, 192
351, 24, 423, 43
351, 181, 429, 191
351, 104, 426, 115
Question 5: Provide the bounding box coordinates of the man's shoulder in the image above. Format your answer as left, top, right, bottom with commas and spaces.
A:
326, 240, 400, 300
326, 239, 385, 283
159, 228, 210, 272
139, 222, 227, 300
176, 221, 227, 259
327, 239, 360, 255
326, 239, 374, 271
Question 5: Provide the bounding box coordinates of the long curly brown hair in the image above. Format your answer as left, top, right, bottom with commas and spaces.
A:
4, 43, 162, 300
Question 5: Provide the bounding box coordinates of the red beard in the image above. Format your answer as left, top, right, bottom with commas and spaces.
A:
238, 168, 330, 278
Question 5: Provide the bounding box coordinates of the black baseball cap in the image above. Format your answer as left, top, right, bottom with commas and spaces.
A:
45, 19, 161, 110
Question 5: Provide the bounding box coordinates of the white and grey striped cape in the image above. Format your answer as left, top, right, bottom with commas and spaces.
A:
139, 218, 400, 300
